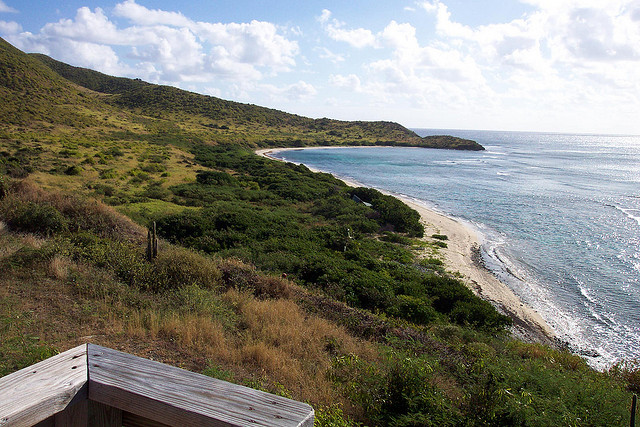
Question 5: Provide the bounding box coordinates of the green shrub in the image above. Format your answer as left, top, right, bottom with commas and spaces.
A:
217, 258, 290, 299
67, 232, 153, 289
392, 294, 440, 324
196, 170, 237, 186
99, 168, 118, 179
380, 232, 413, 245
202, 363, 235, 382
64, 165, 82, 175
315, 404, 361, 427
141, 182, 171, 200
349, 187, 424, 237
330, 352, 461, 426
0, 175, 6, 199
419, 257, 443, 268
152, 246, 222, 291
1, 200, 68, 236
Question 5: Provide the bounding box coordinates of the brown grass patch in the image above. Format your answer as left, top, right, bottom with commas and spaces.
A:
49, 255, 72, 280
159, 313, 231, 361
224, 289, 377, 404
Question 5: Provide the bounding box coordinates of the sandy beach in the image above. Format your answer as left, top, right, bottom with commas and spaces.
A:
256, 148, 557, 346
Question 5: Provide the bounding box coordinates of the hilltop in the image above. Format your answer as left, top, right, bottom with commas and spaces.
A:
1, 37, 637, 426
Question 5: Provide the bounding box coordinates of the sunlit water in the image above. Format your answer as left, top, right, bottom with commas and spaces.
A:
272, 130, 640, 369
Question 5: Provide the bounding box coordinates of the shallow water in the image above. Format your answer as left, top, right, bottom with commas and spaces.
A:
273, 130, 640, 369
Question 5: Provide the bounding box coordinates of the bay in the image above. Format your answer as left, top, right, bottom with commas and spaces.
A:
272, 129, 640, 369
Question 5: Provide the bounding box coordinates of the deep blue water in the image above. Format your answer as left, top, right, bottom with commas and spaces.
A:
273, 129, 640, 369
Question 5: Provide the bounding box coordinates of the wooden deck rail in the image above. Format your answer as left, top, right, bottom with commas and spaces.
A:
0, 344, 314, 427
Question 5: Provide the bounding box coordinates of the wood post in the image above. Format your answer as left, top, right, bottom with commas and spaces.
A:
153, 221, 158, 259
146, 221, 158, 261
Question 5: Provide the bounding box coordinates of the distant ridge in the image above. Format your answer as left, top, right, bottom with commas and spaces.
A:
1, 37, 483, 150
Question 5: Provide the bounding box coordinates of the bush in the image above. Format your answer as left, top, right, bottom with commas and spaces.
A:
315, 404, 361, 427
196, 170, 237, 186
1, 180, 145, 241
0, 175, 6, 200
152, 246, 222, 292
349, 188, 424, 237
392, 295, 439, 324
218, 258, 290, 299
64, 165, 82, 175
1, 199, 68, 236
330, 352, 461, 426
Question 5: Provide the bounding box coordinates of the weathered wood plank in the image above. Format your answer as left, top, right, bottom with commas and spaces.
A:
122, 411, 171, 427
88, 400, 122, 427
0, 344, 88, 427
87, 344, 314, 427
54, 399, 88, 426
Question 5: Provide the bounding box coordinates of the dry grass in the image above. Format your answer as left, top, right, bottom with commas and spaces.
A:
48, 255, 72, 280
0, 220, 379, 412
159, 313, 230, 360
224, 289, 377, 404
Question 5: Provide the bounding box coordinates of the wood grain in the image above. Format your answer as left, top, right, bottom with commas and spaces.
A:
87, 344, 314, 427
0, 344, 88, 427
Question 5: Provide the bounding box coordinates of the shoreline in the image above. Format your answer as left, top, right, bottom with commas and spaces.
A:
256, 147, 557, 346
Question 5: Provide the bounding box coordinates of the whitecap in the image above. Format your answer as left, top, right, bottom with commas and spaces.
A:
615, 206, 640, 226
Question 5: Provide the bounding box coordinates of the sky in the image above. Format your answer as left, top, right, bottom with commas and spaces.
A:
1, 0, 640, 135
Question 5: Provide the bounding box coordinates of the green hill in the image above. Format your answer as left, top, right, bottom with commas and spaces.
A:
26, 47, 483, 150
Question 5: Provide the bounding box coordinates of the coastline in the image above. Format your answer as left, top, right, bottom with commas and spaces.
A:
256, 147, 557, 346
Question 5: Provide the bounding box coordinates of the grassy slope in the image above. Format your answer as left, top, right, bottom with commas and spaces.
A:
29, 51, 484, 150
1, 38, 638, 425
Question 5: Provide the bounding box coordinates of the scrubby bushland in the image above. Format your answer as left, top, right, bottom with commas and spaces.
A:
154, 150, 508, 331
349, 187, 424, 237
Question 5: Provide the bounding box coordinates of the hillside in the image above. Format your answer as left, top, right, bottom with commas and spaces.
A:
28, 49, 483, 150
1, 37, 637, 426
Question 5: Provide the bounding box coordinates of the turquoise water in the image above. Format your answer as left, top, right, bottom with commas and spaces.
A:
273, 130, 640, 369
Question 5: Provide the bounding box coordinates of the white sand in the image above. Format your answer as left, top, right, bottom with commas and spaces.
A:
256, 147, 557, 345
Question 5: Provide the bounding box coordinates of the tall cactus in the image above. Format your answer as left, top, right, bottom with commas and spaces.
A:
146, 221, 158, 261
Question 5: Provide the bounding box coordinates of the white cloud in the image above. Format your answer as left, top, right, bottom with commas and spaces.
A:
317, 47, 345, 63
309, 1, 640, 132
319, 9, 377, 48
329, 74, 361, 91
197, 20, 298, 71
318, 9, 332, 24
41, 7, 124, 45
3, 0, 299, 88
113, 0, 191, 27
229, 80, 317, 103
0, 20, 21, 34
204, 86, 222, 97
0, 1, 17, 13
282, 80, 317, 100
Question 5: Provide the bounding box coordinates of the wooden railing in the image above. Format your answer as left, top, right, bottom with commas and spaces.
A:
0, 344, 314, 427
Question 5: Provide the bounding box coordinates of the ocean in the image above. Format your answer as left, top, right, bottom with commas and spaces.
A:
272, 129, 640, 369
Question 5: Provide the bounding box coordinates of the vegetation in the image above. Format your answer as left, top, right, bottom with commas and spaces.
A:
1, 37, 639, 426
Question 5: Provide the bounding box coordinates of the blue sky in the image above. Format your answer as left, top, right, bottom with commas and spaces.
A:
2, 0, 640, 134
